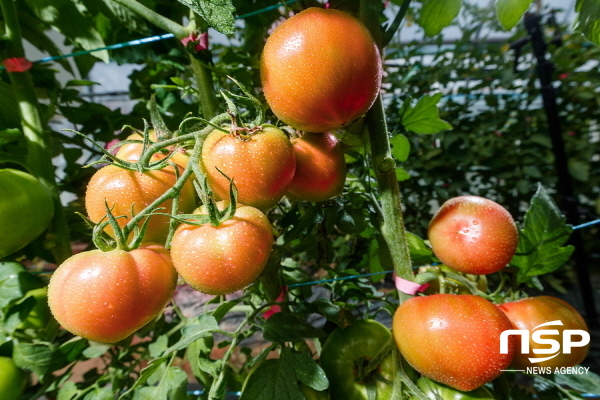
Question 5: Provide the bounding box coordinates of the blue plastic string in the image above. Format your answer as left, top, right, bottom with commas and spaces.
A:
1, 0, 299, 69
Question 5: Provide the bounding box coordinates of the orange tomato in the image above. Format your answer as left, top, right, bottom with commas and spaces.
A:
170, 202, 274, 295
286, 132, 346, 202
85, 164, 196, 243
201, 126, 296, 210
48, 243, 177, 343
393, 294, 515, 391
428, 196, 518, 275
261, 7, 382, 132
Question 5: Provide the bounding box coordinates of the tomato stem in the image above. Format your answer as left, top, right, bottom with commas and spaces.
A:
111, 0, 187, 38
0, 0, 72, 263
359, 1, 415, 303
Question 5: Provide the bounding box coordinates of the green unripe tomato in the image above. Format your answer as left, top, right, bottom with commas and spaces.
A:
320, 320, 396, 400
0, 357, 27, 400
0, 169, 53, 258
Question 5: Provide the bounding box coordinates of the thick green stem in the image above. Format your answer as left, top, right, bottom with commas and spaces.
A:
1, 0, 72, 263
189, 55, 219, 118
360, 1, 414, 302
111, 0, 187, 38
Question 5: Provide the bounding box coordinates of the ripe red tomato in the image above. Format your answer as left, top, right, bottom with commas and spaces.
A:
428, 196, 518, 275
201, 126, 296, 210
498, 296, 590, 369
170, 202, 274, 295
47, 243, 177, 343
260, 7, 382, 133
0, 168, 54, 258
286, 132, 346, 202
115, 130, 190, 168
392, 294, 515, 391
85, 164, 196, 243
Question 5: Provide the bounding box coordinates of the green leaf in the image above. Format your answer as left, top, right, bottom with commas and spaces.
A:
551, 368, 600, 395
496, 0, 535, 30
13, 342, 57, 375
288, 351, 329, 391
83, 386, 114, 400
132, 367, 188, 400
0, 261, 44, 310
262, 313, 325, 343
400, 93, 453, 135
406, 231, 434, 266
575, 0, 600, 46
23, 0, 109, 62
511, 184, 575, 284
118, 357, 169, 400
57, 382, 79, 400
163, 314, 224, 355
390, 134, 410, 162
175, 0, 236, 35
419, 0, 462, 37
241, 348, 322, 400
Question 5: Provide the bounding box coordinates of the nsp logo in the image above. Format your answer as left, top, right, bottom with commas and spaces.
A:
500, 320, 590, 363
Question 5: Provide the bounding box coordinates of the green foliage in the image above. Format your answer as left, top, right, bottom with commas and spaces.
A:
1, 1, 599, 399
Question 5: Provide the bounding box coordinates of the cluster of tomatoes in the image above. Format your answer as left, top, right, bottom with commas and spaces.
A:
46, 7, 382, 344
391, 196, 590, 393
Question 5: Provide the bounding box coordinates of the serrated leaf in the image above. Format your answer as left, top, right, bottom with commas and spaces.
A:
57, 381, 79, 400
262, 313, 325, 343
575, 0, 600, 46
83, 386, 114, 400
13, 342, 57, 375
400, 93, 453, 135
419, 0, 462, 37
176, 0, 236, 35
496, 0, 535, 30
240, 348, 313, 400
511, 184, 575, 284
118, 357, 168, 400
390, 134, 410, 162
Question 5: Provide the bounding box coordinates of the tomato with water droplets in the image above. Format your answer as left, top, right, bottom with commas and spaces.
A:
201, 126, 295, 211
48, 243, 177, 343
428, 196, 518, 275
170, 202, 274, 295
286, 132, 346, 202
393, 294, 515, 391
85, 164, 196, 243
260, 7, 382, 133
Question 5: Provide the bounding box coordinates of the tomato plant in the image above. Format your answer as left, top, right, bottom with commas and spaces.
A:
0, 168, 54, 258
201, 125, 296, 210
0, 357, 27, 400
428, 196, 519, 275
320, 319, 399, 400
47, 243, 177, 343
260, 7, 382, 133
498, 296, 590, 369
170, 202, 274, 295
286, 132, 346, 202
85, 163, 196, 243
392, 294, 515, 391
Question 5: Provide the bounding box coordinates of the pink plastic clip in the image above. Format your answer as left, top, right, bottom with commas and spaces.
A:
263, 287, 287, 319
393, 273, 429, 295
2, 57, 32, 72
